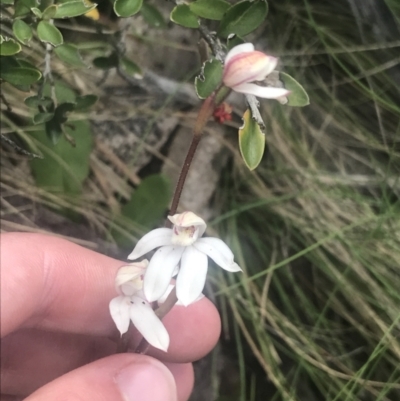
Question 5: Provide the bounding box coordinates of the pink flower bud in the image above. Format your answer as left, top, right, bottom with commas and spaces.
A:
223, 43, 290, 100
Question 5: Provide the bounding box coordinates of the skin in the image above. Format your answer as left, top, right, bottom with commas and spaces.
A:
0, 233, 221, 401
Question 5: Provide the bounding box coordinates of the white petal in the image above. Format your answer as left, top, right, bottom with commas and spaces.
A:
176, 246, 208, 306
129, 296, 170, 352
168, 211, 207, 239
233, 83, 290, 99
128, 228, 173, 260
109, 296, 131, 335
144, 246, 185, 302
251, 56, 278, 81
193, 237, 242, 272
158, 284, 204, 306
115, 262, 147, 288
225, 43, 255, 65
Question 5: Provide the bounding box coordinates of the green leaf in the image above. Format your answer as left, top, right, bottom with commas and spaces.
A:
44, 102, 76, 143
42, 4, 58, 19
227, 34, 245, 49
44, 80, 76, 103
54, 0, 96, 18
195, 58, 223, 99
33, 112, 54, 124
13, 0, 37, 15
121, 174, 171, 228
75, 94, 98, 110
1, 0, 14, 5
30, 120, 93, 194
141, 3, 166, 28
238, 108, 265, 170
1, 66, 41, 85
279, 72, 309, 107
25, 95, 54, 108
30, 7, 43, 17
12, 20, 33, 45
113, 0, 142, 18
37, 21, 63, 46
120, 56, 142, 79
218, 0, 268, 38
170, 4, 199, 28
93, 53, 118, 69
54, 43, 86, 67
0, 37, 22, 56
189, 0, 230, 20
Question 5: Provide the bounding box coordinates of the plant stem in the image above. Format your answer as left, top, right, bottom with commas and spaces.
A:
132, 87, 231, 355
167, 94, 216, 221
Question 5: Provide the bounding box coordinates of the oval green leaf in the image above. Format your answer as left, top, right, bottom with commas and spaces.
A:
0, 37, 22, 56
195, 58, 223, 99
279, 72, 309, 107
25, 95, 54, 108
30, 120, 93, 194
37, 21, 63, 46
120, 56, 142, 79
189, 0, 230, 20
42, 4, 58, 19
238, 108, 265, 170
114, 0, 142, 17
54, 43, 87, 67
54, 0, 97, 18
170, 4, 199, 28
30, 7, 43, 17
12, 20, 33, 45
141, 3, 166, 28
1, 66, 42, 85
33, 112, 54, 124
227, 34, 245, 49
75, 94, 98, 110
122, 174, 171, 228
93, 53, 118, 69
218, 0, 268, 38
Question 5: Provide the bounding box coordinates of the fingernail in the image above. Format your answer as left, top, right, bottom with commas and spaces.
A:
115, 360, 177, 401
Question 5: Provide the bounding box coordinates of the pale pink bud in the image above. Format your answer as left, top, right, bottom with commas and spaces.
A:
223, 43, 290, 100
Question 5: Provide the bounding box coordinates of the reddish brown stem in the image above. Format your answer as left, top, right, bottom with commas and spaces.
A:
167, 95, 216, 221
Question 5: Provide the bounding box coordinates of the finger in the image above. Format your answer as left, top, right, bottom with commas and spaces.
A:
1, 233, 221, 362
1, 329, 194, 400
1, 328, 115, 396
165, 362, 194, 401
23, 354, 190, 401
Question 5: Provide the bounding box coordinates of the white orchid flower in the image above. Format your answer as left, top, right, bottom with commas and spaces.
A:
109, 260, 170, 352
223, 43, 290, 100
128, 211, 242, 307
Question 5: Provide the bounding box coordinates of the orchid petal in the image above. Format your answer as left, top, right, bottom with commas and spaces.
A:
225, 43, 255, 66
232, 83, 290, 99
251, 56, 278, 82
144, 246, 185, 302
158, 284, 204, 306
128, 228, 173, 260
176, 246, 208, 306
193, 237, 242, 272
224, 51, 277, 88
168, 211, 207, 239
109, 296, 131, 335
129, 296, 170, 352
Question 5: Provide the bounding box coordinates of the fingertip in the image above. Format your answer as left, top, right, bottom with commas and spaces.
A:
165, 363, 194, 401
148, 297, 221, 363
25, 354, 178, 401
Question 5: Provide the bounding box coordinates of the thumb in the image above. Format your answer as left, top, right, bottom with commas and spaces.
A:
25, 354, 177, 401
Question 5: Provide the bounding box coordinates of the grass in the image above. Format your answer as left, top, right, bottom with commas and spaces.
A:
1, 0, 400, 400
209, 1, 400, 400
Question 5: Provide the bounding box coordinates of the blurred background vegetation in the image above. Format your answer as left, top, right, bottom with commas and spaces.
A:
1, 0, 400, 400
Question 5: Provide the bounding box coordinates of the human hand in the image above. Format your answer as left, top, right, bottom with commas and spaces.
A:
1, 233, 221, 401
